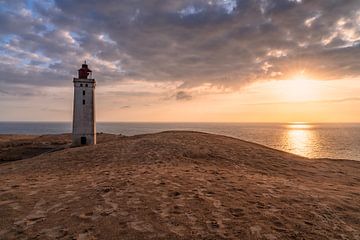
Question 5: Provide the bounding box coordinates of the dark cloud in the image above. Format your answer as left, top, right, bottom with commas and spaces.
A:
0, 0, 359, 91
176, 91, 192, 101
0, 89, 10, 95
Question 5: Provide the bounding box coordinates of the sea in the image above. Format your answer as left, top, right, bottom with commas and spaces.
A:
0, 122, 359, 160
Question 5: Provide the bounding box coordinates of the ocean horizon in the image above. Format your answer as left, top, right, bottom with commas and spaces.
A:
0, 122, 359, 161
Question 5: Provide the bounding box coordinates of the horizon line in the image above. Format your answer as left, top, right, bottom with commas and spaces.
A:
0, 121, 359, 124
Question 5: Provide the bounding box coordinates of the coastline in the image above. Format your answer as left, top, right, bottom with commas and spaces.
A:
1, 122, 359, 160
0, 131, 358, 163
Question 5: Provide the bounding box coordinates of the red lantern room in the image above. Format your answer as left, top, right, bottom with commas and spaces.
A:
78, 61, 92, 79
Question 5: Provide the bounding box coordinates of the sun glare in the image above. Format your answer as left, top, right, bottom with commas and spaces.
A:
281, 73, 318, 101
287, 122, 312, 129
252, 71, 324, 105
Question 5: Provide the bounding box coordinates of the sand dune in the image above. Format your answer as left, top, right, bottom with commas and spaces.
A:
0, 131, 359, 239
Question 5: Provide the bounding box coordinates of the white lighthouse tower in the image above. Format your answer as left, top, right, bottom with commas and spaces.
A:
72, 61, 96, 146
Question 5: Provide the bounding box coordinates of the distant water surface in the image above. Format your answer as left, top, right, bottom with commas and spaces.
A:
0, 122, 359, 160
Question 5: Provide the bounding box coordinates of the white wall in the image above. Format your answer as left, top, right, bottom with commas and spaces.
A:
72, 78, 96, 146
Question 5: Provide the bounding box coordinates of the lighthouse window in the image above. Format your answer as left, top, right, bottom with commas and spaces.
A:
83, 90, 85, 96
85, 84, 88, 87
83, 100, 85, 105
80, 84, 83, 87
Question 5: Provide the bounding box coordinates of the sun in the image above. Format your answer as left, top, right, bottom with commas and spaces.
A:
279, 72, 320, 102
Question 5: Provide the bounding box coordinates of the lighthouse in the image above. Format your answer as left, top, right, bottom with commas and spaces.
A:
72, 61, 96, 146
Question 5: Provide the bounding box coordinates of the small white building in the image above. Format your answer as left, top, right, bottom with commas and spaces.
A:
72, 62, 96, 146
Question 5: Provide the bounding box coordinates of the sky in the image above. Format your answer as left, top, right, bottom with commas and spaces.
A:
0, 0, 359, 122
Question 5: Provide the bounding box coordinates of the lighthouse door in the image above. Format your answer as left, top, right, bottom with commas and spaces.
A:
81, 137, 87, 145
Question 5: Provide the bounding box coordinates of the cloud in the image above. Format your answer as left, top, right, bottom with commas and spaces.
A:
175, 91, 192, 101
0, 0, 359, 92
0, 89, 10, 95
238, 97, 360, 106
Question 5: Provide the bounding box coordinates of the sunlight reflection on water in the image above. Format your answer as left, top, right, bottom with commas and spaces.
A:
286, 125, 314, 157
286, 122, 312, 130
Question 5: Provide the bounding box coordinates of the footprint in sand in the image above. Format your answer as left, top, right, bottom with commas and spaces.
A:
102, 192, 119, 215
126, 196, 141, 205
47, 203, 64, 213
14, 199, 47, 228
165, 222, 188, 237
77, 232, 96, 240
0, 200, 15, 207
128, 221, 154, 232
264, 233, 278, 240
229, 208, 245, 217
14, 210, 46, 229
8, 202, 21, 210
185, 212, 197, 223
201, 194, 223, 209
59, 190, 76, 199
250, 225, 262, 236
76, 211, 98, 221
27, 190, 39, 196
0, 229, 8, 238
40, 227, 68, 239
91, 190, 119, 217
158, 202, 170, 218
66, 196, 81, 204
117, 210, 129, 217
206, 219, 224, 233
212, 199, 222, 208
185, 213, 207, 235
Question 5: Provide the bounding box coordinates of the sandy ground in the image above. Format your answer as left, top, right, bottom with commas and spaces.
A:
0, 133, 121, 162
0, 131, 359, 239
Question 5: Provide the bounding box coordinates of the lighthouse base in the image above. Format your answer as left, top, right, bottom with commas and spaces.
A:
72, 133, 96, 147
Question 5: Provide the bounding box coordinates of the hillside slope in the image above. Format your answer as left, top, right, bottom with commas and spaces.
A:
0, 131, 359, 239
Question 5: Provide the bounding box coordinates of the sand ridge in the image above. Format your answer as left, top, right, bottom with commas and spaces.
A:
0, 131, 359, 239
